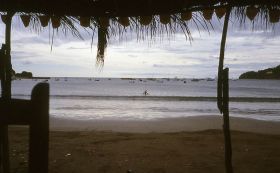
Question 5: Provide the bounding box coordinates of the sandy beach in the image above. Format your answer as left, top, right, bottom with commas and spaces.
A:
8, 116, 280, 173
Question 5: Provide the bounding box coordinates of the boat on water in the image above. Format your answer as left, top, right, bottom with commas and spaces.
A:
191, 79, 200, 82
206, 78, 215, 81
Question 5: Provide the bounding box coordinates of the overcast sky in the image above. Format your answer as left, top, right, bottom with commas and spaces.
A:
0, 14, 279, 78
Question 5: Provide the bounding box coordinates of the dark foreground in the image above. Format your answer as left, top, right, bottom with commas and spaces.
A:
8, 127, 280, 173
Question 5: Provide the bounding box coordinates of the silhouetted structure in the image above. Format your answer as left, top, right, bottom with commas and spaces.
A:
0, 1, 280, 173
0, 83, 49, 173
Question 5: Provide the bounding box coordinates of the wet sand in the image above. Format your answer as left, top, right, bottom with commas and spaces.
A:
9, 116, 280, 173
50, 116, 280, 134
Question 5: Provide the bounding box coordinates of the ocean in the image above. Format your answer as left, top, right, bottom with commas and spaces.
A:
9, 78, 280, 121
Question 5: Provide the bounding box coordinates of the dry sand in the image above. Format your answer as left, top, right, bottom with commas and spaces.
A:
8, 116, 280, 173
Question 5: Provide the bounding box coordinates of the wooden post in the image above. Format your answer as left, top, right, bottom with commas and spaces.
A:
0, 46, 4, 173
222, 68, 233, 173
4, 12, 13, 100
0, 12, 14, 173
0, 45, 6, 97
29, 83, 49, 173
217, 6, 233, 173
217, 7, 231, 113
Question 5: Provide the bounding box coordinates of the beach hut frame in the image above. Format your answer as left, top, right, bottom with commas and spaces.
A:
0, 1, 279, 173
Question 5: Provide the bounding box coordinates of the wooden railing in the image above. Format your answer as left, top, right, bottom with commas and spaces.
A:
0, 83, 49, 173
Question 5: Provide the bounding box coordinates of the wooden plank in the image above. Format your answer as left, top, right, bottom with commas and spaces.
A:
0, 99, 32, 125
29, 83, 49, 173
222, 68, 233, 173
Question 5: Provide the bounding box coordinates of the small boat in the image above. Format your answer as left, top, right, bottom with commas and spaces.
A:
191, 79, 199, 82
206, 78, 215, 81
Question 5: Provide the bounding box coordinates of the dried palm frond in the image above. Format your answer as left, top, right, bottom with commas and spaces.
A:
38, 15, 50, 27
181, 12, 192, 21
269, 9, 280, 23
140, 16, 153, 25
215, 8, 227, 19
203, 9, 214, 20
1, 15, 7, 24
246, 6, 259, 21
96, 26, 108, 68
51, 16, 61, 28
0, 1, 279, 67
20, 15, 31, 27
80, 17, 90, 27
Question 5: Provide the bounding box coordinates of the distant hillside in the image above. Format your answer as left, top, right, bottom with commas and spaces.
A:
239, 65, 280, 79
11, 70, 33, 79
0, 70, 31, 79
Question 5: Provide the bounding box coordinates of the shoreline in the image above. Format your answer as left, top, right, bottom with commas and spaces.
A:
50, 115, 280, 134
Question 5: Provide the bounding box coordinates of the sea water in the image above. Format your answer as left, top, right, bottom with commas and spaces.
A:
8, 78, 280, 121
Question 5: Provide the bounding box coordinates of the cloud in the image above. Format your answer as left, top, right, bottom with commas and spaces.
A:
67, 46, 91, 50
0, 14, 280, 78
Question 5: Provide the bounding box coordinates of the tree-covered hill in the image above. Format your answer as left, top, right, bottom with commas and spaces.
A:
239, 65, 280, 79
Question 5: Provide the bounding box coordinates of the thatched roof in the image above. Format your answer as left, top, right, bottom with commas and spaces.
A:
0, 0, 280, 65
1, 0, 279, 17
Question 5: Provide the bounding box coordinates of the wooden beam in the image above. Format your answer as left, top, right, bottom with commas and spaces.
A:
0, 11, 14, 173
217, 6, 233, 173
29, 83, 49, 173
217, 6, 231, 113
222, 68, 233, 173
0, 99, 33, 125
0, 0, 224, 17
2, 12, 14, 99
0, 0, 279, 17
0, 83, 50, 173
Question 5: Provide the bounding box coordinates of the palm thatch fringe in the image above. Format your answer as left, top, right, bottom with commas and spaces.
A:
269, 9, 280, 23
203, 9, 214, 20
215, 8, 227, 19
96, 27, 108, 68
80, 17, 91, 27
20, 15, 31, 27
38, 15, 50, 27
246, 6, 259, 21
0, 3, 279, 66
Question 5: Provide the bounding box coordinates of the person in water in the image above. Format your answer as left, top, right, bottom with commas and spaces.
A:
143, 90, 149, 96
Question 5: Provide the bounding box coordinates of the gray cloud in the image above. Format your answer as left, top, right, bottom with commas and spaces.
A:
1, 13, 280, 78
12, 50, 42, 59
67, 46, 91, 50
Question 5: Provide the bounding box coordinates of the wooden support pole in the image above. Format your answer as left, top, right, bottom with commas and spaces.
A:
217, 7, 231, 113
4, 12, 13, 100
0, 46, 4, 173
0, 12, 14, 173
222, 68, 233, 173
29, 83, 49, 173
216, 6, 233, 173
